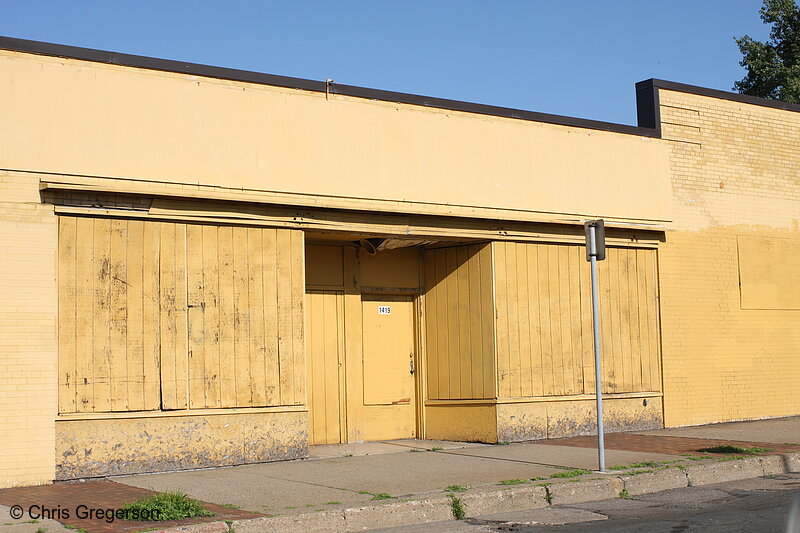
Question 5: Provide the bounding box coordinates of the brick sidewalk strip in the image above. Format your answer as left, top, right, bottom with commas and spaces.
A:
0, 479, 260, 533
537, 433, 800, 455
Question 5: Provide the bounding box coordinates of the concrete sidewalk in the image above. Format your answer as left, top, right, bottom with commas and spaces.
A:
0, 417, 798, 532
116, 439, 677, 513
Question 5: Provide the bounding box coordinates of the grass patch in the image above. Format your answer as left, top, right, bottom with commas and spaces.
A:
783, 443, 800, 446
496, 441, 510, 446
608, 461, 666, 471
619, 489, 630, 499
325, 501, 341, 505
685, 455, 712, 461
370, 493, 395, 501
551, 469, 590, 479
409, 448, 422, 453
697, 445, 770, 455
499, 479, 527, 485
449, 495, 466, 520
445, 485, 468, 493
122, 491, 212, 522
535, 482, 552, 487
219, 504, 239, 509
430, 447, 443, 451
530, 477, 547, 481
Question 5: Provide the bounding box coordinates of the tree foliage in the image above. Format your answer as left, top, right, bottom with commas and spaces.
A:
734, 0, 800, 103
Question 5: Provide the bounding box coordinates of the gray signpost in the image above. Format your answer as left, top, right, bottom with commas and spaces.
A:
584, 219, 607, 473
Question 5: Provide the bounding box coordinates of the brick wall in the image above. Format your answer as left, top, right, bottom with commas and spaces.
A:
658, 89, 800, 427
0, 171, 57, 487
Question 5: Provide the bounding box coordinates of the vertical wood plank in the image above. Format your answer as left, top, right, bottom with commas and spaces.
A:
58, 217, 78, 413
186, 224, 206, 408
262, 228, 280, 405
493, 243, 509, 398
247, 228, 267, 406
467, 247, 484, 398
568, 246, 584, 394
202, 225, 221, 408
627, 249, 644, 392
456, 246, 472, 397
480, 244, 496, 399
142, 221, 161, 410
579, 242, 595, 395
291, 230, 306, 406
276, 229, 294, 405
537, 245, 554, 396
232, 227, 252, 406
598, 253, 615, 393
217, 226, 237, 407
125, 220, 145, 411
557, 246, 574, 394
646, 251, 662, 390
74, 218, 95, 412
516, 244, 532, 397
173, 224, 189, 409
443, 248, 461, 397
92, 218, 112, 412
619, 249, 633, 392
108, 219, 128, 411
158, 223, 178, 410
526, 244, 544, 397
434, 249, 449, 398
547, 244, 565, 395
423, 250, 439, 399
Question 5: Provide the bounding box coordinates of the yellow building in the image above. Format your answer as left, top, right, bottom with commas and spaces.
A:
0, 36, 797, 488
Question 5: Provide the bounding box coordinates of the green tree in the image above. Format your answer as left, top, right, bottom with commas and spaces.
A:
734, 0, 800, 103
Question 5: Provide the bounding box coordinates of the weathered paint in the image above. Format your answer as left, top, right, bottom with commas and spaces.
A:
424, 404, 498, 443
656, 88, 800, 427
58, 218, 306, 414
0, 49, 671, 225
496, 396, 663, 442
55, 410, 308, 479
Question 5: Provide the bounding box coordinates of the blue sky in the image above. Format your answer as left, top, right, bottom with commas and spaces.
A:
0, 1, 771, 125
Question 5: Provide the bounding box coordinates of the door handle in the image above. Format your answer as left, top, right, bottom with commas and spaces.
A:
409, 355, 415, 375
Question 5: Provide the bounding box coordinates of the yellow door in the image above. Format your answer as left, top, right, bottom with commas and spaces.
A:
359, 295, 417, 440
306, 291, 346, 445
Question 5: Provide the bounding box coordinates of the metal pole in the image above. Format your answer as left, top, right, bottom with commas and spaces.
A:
589, 224, 606, 472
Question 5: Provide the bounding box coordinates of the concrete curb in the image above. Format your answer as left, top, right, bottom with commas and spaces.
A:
158, 452, 800, 533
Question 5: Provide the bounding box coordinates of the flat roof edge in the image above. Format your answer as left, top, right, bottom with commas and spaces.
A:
0, 35, 659, 138
638, 78, 800, 113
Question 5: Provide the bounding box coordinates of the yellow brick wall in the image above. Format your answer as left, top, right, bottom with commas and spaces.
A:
658, 89, 800, 427
0, 171, 58, 487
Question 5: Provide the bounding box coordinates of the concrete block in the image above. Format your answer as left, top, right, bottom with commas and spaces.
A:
233, 511, 346, 533
760, 455, 786, 475
343, 497, 452, 531
461, 485, 548, 515
685, 457, 764, 486
783, 453, 800, 473
548, 478, 620, 505
620, 468, 689, 495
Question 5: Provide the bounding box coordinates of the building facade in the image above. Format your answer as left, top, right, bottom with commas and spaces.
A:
0, 37, 798, 488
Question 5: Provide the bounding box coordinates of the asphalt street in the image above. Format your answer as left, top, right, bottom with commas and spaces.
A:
371, 474, 800, 533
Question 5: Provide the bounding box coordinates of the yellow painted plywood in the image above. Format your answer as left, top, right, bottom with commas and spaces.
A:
493, 242, 661, 398
738, 235, 800, 310
422, 244, 496, 401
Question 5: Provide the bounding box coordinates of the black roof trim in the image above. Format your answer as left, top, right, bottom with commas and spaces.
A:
637, 78, 800, 114
0, 35, 659, 138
